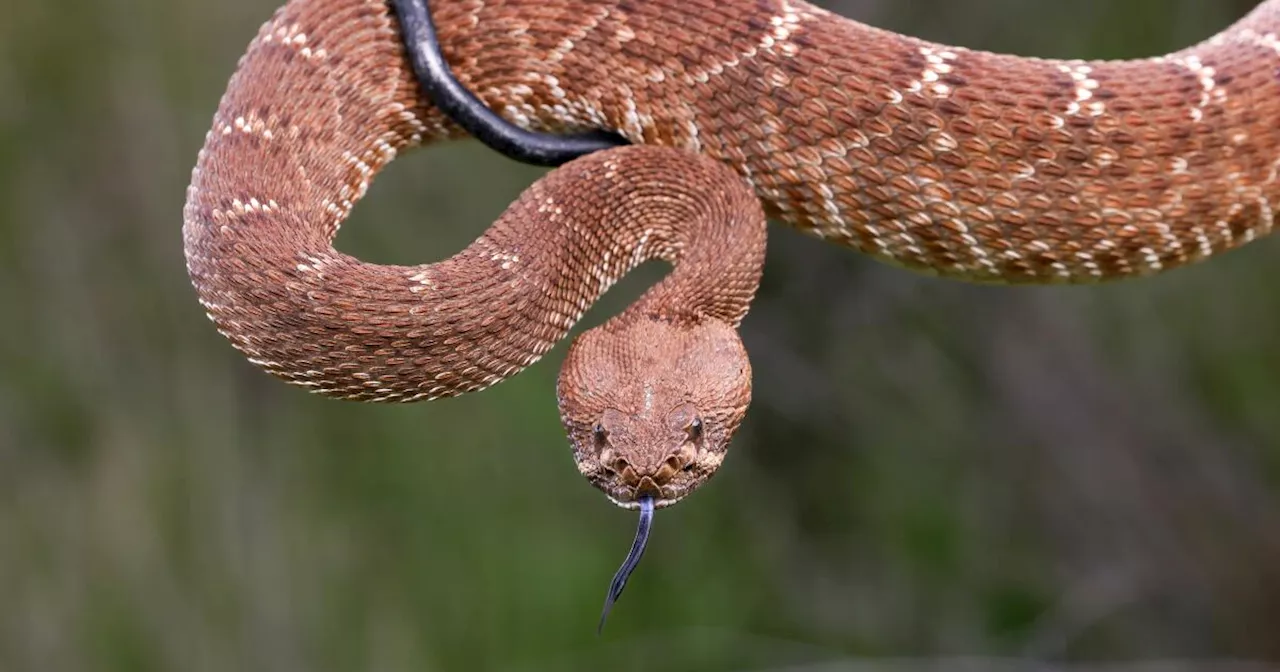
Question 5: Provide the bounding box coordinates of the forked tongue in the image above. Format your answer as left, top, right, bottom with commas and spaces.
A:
597, 495, 655, 634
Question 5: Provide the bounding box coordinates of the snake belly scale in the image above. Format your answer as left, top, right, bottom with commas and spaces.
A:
185, 0, 1280, 507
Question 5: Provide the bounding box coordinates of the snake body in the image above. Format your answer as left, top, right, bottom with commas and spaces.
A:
394, 0, 1280, 282
185, 0, 1280, 510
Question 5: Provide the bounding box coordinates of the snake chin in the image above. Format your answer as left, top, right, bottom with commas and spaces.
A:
557, 315, 752, 508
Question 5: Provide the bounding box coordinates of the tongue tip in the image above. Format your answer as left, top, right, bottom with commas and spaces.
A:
596, 495, 656, 634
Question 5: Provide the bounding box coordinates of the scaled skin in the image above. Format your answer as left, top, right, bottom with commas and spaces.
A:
558, 316, 752, 508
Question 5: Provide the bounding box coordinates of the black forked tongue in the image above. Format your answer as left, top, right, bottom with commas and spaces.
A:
597, 495, 655, 634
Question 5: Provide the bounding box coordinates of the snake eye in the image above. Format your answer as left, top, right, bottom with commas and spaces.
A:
689, 417, 703, 440
593, 423, 607, 443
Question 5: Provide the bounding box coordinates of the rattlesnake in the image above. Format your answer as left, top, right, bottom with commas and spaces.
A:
183, 0, 1280, 624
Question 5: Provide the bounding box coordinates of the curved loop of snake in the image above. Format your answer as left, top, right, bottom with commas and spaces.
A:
184, 0, 1280, 625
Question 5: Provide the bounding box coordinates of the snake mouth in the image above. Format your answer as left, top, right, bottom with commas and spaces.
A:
591, 463, 698, 509
604, 476, 691, 509
608, 494, 681, 510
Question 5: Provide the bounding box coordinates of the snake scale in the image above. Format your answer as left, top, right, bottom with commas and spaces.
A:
184, 0, 1280, 619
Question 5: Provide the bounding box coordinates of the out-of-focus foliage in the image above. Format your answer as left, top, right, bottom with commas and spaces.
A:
2, 0, 1278, 670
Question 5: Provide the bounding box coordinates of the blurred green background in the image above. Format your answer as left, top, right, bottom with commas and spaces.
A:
5, 0, 1280, 669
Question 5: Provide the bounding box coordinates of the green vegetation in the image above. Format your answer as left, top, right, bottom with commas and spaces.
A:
2, 0, 1277, 669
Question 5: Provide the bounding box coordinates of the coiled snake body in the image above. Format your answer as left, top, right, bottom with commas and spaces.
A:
185, 0, 1280, 515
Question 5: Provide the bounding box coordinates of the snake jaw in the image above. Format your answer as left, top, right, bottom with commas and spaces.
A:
606, 493, 679, 510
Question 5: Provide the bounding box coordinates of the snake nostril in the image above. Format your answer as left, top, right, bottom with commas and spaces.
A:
612, 457, 630, 473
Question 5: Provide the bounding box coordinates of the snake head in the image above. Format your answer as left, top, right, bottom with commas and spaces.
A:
557, 315, 752, 509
